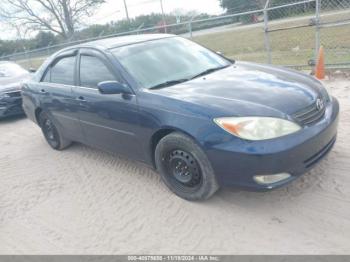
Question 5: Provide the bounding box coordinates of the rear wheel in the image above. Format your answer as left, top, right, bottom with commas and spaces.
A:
155, 132, 219, 201
39, 111, 72, 150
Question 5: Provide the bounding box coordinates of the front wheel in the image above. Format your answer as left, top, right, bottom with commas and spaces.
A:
39, 111, 72, 150
155, 132, 219, 201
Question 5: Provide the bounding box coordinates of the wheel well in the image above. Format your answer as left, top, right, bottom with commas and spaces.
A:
150, 128, 175, 168
35, 107, 42, 126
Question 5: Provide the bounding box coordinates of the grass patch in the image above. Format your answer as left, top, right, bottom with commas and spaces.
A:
193, 11, 350, 66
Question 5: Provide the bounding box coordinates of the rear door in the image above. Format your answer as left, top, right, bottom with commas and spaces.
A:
38, 50, 83, 142
73, 48, 144, 160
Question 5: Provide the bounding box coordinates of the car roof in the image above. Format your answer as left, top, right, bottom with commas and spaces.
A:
77, 34, 175, 50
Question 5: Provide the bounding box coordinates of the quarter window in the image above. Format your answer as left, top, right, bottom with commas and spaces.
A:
79, 55, 116, 88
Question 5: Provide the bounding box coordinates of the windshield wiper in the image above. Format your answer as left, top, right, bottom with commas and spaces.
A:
191, 65, 231, 79
148, 65, 231, 90
149, 78, 189, 90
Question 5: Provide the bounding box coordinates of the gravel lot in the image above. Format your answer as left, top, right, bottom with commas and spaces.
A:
0, 79, 349, 254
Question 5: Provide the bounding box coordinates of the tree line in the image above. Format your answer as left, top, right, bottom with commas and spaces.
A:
0, 12, 215, 57
220, 0, 350, 20
1, 0, 349, 57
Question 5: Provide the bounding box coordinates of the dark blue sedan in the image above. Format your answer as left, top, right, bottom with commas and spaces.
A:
22, 34, 339, 200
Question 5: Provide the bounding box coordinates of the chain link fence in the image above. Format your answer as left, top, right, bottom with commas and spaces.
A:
319, 0, 350, 68
1, 0, 349, 71
265, 0, 317, 68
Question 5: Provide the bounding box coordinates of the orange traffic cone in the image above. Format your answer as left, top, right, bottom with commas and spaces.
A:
315, 46, 325, 80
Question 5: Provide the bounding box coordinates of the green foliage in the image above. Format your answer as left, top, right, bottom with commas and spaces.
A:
220, 0, 260, 13
34, 32, 58, 48
219, 0, 262, 24
0, 13, 189, 56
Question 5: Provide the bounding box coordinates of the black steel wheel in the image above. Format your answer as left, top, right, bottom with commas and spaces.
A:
155, 132, 219, 201
164, 149, 203, 193
39, 111, 72, 150
42, 117, 60, 148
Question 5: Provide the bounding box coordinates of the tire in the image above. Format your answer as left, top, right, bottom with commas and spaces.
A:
155, 132, 219, 201
39, 111, 72, 150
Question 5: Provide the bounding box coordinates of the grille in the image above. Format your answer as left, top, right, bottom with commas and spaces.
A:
293, 99, 326, 126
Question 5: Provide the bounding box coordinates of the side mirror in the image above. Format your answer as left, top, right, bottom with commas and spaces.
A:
29, 68, 36, 73
97, 81, 131, 95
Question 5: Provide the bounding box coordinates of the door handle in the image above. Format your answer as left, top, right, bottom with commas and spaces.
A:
40, 89, 47, 94
77, 96, 86, 102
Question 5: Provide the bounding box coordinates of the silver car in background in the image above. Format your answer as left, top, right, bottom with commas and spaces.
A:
0, 61, 31, 119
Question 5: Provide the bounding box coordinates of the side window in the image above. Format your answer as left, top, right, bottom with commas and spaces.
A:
80, 55, 116, 88
50, 56, 76, 85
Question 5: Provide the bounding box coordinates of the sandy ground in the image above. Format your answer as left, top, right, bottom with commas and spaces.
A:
0, 79, 350, 255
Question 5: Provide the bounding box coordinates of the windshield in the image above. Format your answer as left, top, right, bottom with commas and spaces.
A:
112, 37, 231, 89
0, 63, 28, 77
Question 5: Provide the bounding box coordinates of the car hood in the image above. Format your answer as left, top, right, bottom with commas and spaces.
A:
155, 62, 324, 116
0, 73, 30, 93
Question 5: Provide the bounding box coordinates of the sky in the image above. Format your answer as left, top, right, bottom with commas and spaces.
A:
0, 0, 224, 40
91, 0, 224, 24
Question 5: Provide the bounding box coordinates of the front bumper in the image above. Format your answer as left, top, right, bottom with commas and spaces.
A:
0, 96, 24, 118
206, 97, 339, 190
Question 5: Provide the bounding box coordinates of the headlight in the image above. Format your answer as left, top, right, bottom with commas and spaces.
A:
214, 117, 301, 140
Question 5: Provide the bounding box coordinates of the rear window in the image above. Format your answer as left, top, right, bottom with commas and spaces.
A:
43, 56, 76, 85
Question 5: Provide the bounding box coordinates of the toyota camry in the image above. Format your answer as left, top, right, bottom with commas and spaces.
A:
22, 34, 339, 200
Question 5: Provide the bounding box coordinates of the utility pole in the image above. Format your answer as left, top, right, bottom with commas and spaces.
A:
315, 0, 321, 59
123, 0, 130, 23
160, 0, 167, 33
263, 0, 271, 64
